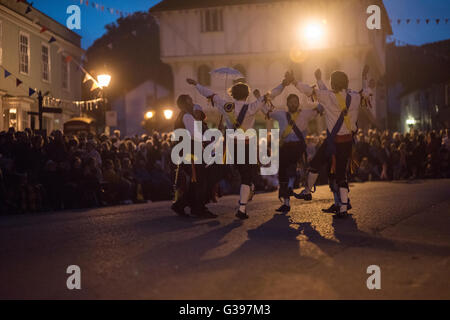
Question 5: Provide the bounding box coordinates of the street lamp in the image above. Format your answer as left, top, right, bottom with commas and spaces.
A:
145, 111, 155, 120
97, 74, 111, 88
97, 73, 112, 135
164, 109, 174, 120
298, 19, 328, 49
406, 118, 416, 126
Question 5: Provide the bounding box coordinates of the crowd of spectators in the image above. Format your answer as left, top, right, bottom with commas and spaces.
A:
0, 128, 173, 214
1, 126, 449, 215
304, 128, 450, 183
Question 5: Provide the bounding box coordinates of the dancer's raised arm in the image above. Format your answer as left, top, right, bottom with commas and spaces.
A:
187, 78, 227, 111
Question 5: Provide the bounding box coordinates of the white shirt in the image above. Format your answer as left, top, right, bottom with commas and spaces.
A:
182, 106, 205, 141
195, 84, 285, 132
294, 81, 369, 136
270, 108, 317, 143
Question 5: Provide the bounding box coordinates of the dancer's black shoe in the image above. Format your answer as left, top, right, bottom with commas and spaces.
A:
192, 208, 217, 219
276, 205, 291, 213
294, 190, 312, 201
236, 210, 249, 220
322, 204, 338, 213
171, 203, 188, 217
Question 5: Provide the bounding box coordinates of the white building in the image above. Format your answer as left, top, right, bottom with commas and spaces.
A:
112, 80, 171, 136
0, 0, 84, 132
151, 0, 392, 131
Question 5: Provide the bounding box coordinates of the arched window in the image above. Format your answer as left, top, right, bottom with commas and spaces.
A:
290, 63, 303, 82
325, 58, 340, 80
198, 65, 211, 86
233, 64, 246, 83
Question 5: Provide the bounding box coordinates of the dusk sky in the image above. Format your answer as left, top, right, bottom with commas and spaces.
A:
31, 0, 450, 49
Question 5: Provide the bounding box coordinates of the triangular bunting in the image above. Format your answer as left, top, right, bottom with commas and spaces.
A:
4, 70, 12, 78
16, 79, 23, 87
48, 36, 56, 44
29, 88, 36, 97
90, 81, 100, 91
40, 26, 48, 33
83, 74, 93, 83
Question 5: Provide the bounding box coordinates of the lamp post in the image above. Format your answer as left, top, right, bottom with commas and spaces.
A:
163, 109, 174, 120
97, 73, 112, 135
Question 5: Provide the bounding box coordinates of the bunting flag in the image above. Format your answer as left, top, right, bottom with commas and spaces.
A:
83, 73, 93, 83
25, 5, 32, 14
0, 65, 104, 112
48, 36, 56, 44
390, 17, 449, 25
65, 55, 73, 63
90, 81, 100, 91
75, 0, 131, 17
40, 26, 48, 33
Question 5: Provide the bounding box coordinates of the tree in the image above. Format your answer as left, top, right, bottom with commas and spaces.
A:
83, 11, 173, 102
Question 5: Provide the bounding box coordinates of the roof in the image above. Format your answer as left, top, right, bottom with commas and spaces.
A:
150, 0, 393, 34
387, 39, 450, 97
150, 0, 288, 12
0, 0, 82, 47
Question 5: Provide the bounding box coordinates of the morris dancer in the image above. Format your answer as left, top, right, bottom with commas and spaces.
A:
266, 91, 323, 213
186, 77, 288, 220
172, 95, 217, 219
288, 66, 371, 218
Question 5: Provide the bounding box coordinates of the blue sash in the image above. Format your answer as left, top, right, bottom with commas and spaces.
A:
234, 104, 249, 130
326, 93, 352, 156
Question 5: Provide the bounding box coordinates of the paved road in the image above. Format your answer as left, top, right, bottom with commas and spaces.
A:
1, 180, 450, 300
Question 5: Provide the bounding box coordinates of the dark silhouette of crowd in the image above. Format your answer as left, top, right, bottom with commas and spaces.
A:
0, 128, 173, 214
304, 128, 450, 183
1, 126, 449, 215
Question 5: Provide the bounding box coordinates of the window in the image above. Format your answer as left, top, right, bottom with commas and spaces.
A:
325, 59, 340, 80
21, 110, 28, 131
445, 83, 450, 105
0, 20, 3, 65
291, 63, 303, 82
41, 44, 51, 82
19, 32, 30, 75
201, 9, 223, 32
198, 65, 211, 86
233, 64, 246, 83
61, 55, 69, 90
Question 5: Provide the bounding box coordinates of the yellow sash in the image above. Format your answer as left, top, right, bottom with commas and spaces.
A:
281, 111, 300, 141
334, 92, 352, 132
224, 102, 241, 129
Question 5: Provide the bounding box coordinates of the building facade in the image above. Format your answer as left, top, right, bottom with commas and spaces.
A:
151, 0, 392, 131
400, 82, 450, 133
112, 80, 171, 136
0, 0, 84, 132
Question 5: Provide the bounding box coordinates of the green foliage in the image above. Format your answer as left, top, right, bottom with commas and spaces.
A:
83, 11, 173, 100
